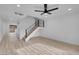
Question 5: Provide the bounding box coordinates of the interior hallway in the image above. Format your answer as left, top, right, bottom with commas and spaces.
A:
0, 33, 79, 55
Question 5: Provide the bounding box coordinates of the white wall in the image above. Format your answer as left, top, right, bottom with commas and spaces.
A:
40, 14, 79, 45
0, 19, 2, 41
0, 18, 9, 41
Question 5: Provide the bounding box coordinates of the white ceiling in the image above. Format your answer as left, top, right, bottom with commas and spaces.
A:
0, 4, 79, 22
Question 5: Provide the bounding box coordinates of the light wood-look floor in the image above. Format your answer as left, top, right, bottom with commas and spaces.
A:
29, 37, 79, 55
0, 34, 79, 55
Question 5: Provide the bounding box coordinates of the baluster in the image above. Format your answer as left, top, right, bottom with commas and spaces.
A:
43, 20, 44, 27
25, 29, 27, 38
38, 20, 39, 27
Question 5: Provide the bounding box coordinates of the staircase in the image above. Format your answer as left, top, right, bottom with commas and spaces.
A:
21, 18, 44, 41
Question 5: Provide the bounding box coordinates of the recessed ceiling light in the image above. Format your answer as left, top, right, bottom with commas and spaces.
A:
17, 4, 20, 7
68, 8, 72, 11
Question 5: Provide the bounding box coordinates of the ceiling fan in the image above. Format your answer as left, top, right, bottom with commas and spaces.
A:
35, 4, 59, 15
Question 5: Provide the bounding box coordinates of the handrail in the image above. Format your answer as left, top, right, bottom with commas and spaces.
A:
26, 23, 35, 30
21, 19, 44, 41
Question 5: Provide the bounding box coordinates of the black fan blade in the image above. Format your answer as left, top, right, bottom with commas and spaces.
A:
48, 7, 58, 11
19, 13, 24, 16
35, 10, 44, 12
47, 12, 52, 14
44, 4, 47, 9
41, 12, 45, 15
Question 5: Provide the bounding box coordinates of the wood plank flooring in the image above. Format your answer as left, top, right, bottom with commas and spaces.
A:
0, 34, 79, 55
